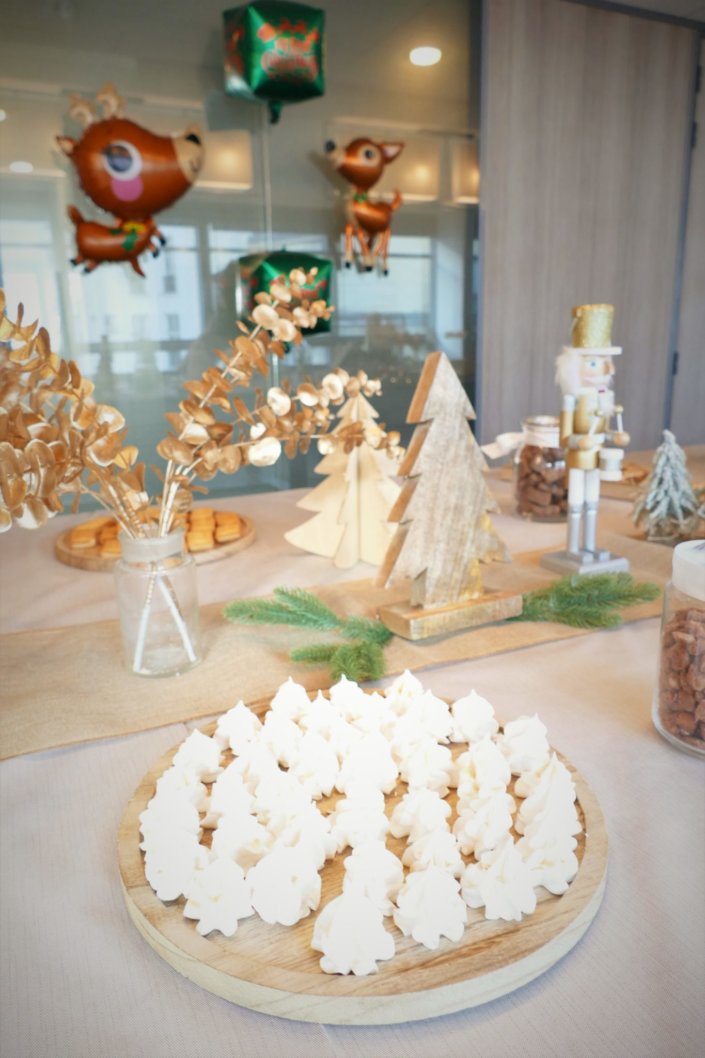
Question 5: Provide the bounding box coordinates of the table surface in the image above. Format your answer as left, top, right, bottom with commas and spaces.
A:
1, 482, 703, 1058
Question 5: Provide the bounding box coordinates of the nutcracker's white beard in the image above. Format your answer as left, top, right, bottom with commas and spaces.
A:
555, 349, 613, 409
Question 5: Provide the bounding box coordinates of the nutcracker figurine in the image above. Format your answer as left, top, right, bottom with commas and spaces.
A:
541, 304, 631, 575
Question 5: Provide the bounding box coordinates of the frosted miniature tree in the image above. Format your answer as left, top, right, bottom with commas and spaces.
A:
285, 389, 401, 569
377, 351, 510, 608
632, 430, 705, 543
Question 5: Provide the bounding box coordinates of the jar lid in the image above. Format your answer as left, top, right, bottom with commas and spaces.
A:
521, 416, 560, 447
672, 540, 705, 601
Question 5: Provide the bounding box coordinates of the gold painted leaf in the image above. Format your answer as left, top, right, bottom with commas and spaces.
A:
207, 422, 233, 444
232, 396, 254, 424
234, 336, 261, 361
113, 445, 139, 469
180, 400, 216, 426
214, 444, 243, 474
156, 435, 195, 465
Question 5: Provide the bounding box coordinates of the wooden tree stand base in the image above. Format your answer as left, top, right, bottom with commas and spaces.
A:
379, 590, 523, 641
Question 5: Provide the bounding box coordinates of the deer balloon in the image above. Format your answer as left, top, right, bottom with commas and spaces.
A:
57, 84, 204, 277
325, 137, 404, 275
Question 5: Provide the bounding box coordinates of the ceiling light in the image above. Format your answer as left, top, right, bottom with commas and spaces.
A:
0, 109, 7, 122
410, 46, 441, 67
9, 160, 33, 174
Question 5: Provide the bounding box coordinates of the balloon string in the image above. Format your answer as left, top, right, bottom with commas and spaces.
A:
259, 107, 278, 397
261, 105, 273, 251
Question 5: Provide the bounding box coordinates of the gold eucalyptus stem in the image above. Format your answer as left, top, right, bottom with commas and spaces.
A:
157, 317, 269, 536
76, 483, 133, 534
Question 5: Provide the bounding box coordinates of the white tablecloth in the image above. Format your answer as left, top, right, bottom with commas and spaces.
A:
1, 486, 703, 1058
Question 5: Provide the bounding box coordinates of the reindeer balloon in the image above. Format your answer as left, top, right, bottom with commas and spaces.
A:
57, 84, 205, 277
325, 137, 404, 275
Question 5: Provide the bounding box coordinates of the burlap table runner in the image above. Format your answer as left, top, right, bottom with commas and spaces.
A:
0, 531, 670, 760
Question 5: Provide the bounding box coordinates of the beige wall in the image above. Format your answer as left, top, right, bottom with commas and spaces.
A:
479, 0, 699, 449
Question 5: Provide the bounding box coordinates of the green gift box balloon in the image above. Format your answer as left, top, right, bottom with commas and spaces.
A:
238, 251, 333, 334
223, 2, 325, 124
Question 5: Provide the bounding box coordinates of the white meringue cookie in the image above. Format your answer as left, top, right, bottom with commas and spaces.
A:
253, 771, 313, 835
328, 674, 369, 721
261, 712, 302, 767
211, 809, 272, 870
144, 837, 210, 902
153, 766, 208, 812
461, 837, 537, 921
384, 669, 425, 715
269, 677, 311, 721
389, 787, 451, 841
230, 743, 281, 792
201, 762, 255, 828
399, 739, 454, 796
455, 735, 511, 799
393, 867, 467, 950
312, 890, 395, 975
336, 732, 398, 795
342, 841, 404, 915
453, 790, 516, 856
171, 730, 222, 782
402, 830, 464, 878
139, 793, 201, 851
297, 692, 337, 738
248, 847, 321, 926
517, 833, 579, 895
213, 700, 262, 751
449, 689, 499, 743
498, 715, 551, 775
330, 798, 390, 852
288, 731, 340, 799
183, 857, 254, 936
272, 804, 336, 870
515, 750, 576, 798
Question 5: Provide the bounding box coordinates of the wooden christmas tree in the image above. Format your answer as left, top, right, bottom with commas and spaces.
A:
285, 384, 401, 569
377, 351, 519, 639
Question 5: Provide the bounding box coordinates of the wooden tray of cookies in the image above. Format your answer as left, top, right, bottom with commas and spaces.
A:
118, 722, 608, 1026
55, 511, 255, 572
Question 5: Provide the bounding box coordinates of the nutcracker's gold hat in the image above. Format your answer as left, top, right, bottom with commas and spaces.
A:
570, 303, 622, 354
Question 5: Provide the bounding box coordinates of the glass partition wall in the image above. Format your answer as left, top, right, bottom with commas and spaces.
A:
0, 0, 479, 506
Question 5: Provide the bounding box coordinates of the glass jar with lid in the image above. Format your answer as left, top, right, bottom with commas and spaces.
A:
652, 540, 705, 758
514, 415, 568, 521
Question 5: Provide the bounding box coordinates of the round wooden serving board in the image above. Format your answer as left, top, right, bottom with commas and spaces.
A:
118, 723, 608, 1025
55, 515, 255, 572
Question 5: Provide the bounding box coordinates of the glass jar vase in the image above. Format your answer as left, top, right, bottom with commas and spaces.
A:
514, 416, 568, 521
652, 540, 705, 758
114, 529, 202, 678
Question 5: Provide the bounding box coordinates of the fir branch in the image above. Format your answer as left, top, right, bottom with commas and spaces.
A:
289, 643, 339, 664
222, 597, 325, 628
271, 587, 341, 630
224, 587, 393, 682
330, 641, 386, 683
340, 615, 394, 646
512, 572, 660, 628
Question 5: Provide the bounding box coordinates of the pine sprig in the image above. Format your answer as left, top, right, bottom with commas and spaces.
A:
340, 615, 394, 646
513, 572, 660, 629
223, 588, 340, 631
329, 641, 386, 682
224, 587, 393, 682
289, 643, 339, 664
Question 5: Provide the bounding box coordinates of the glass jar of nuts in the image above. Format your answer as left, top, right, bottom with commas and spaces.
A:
514, 416, 568, 522
652, 541, 705, 758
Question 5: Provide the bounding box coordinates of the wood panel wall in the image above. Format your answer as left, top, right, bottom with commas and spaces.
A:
478, 0, 697, 449
671, 37, 705, 446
